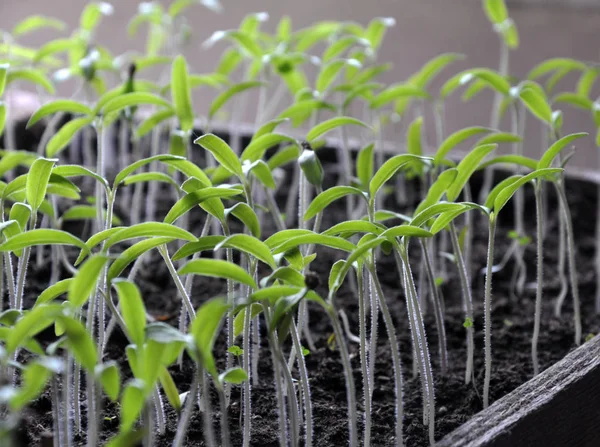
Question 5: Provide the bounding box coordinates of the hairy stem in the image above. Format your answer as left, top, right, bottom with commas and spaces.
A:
483, 217, 497, 409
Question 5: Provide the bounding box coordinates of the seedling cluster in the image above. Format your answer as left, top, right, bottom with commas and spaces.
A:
0, 0, 597, 446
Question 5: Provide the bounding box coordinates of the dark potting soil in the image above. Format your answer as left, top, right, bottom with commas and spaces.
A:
8, 138, 600, 447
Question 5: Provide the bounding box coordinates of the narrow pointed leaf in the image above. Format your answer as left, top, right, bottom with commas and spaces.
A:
215, 234, 276, 269
304, 186, 364, 221
26, 158, 56, 211
0, 229, 87, 253
306, 116, 369, 143
194, 133, 243, 178
105, 223, 196, 249
113, 280, 147, 346
370, 154, 431, 198
46, 117, 94, 157
179, 259, 257, 289
108, 237, 174, 281
209, 81, 264, 119
68, 255, 109, 307
28, 100, 92, 128
171, 55, 194, 132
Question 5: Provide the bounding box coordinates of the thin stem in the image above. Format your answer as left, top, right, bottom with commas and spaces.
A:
555, 181, 582, 345
532, 185, 543, 376
420, 239, 448, 375
327, 306, 358, 447
368, 264, 406, 447
159, 245, 196, 319
172, 373, 199, 447
483, 217, 497, 409
449, 222, 474, 384
289, 319, 313, 447
356, 268, 372, 446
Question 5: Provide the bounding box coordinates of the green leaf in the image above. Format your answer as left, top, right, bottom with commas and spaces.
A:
277, 99, 335, 127
194, 134, 243, 178
267, 144, 300, 170
60, 316, 98, 371
218, 367, 248, 385
380, 225, 433, 240
407, 117, 423, 156
28, 100, 93, 128
323, 36, 364, 63
553, 92, 593, 110
520, 88, 553, 125
365, 17, 395, 50
108, 237, 174, 281
446, 144, 497, 201
68, 254, 109, 307
113, 280, 147, 347
272, 233, 356, 254
323, 220, 385, 237
410, 202, 468, 228
483, 0, 508, 24
577, 69, 598, 98
164, 186, 242, 224
26, 158, 56, 211
6, 304, 63, 354
478, 155, 538, 171
105, 223, 196, 249
538, 132, 588, 169
100, 92, 172, 117
225, 203, 260, 237
528, 58, 587, 80
171, 56, 194, 132
6, 68, 54, 94
0, 229, 88, 253
35, 279, 72, 307
159, 367, 181, 412
96, 361, 121, 402
215, 234, 276, 269
245, 160, 275, 189
172, 236, 225, 261
136, 109, 176, 138
209, 81, 264, 119
179, 259, 257, 289
241, 133, 297, 162
356, 143, 374, 188
12, 15, 66, 37
189, 297, 230, 376
370, 83, 429, 109
0, 64, 8, 96
120, 379, 146, 432
304, 186, 364, 221
10, 361, 53, 410
74, 227, 124, 265
441, 68, 510, 99
0, 102, 6, 136
306, 116, 369, 143
233, 304, 262, 337
115, 155, 186, 187
46, 116, 94, 157
476, 132, 522, 146
264, 229, 314, 249
52, 165, 109, 190
434, 126, 492, 165
316, 59, 360, 94
80, 2, 114, 32
122, 172, 180, 191
414, 169, 458, 215
252, 118, 289, 142
0, 151, 37, 178
494, 168, 563, 213
369, 154, 431, 199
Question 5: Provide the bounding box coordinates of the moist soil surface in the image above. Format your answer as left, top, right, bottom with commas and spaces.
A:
9, 136, 600, 447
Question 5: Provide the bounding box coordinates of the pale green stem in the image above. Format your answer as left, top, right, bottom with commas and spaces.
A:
532, 185, 543, 376
555, 181, 582, 345
449, 221, 474, 384
483, 216, 497, 409
357, 267, 372, 447
368, 262, 407, 447
420, 239, 448, 375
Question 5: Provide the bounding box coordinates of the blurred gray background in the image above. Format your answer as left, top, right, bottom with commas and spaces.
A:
1, 0, 599, 174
